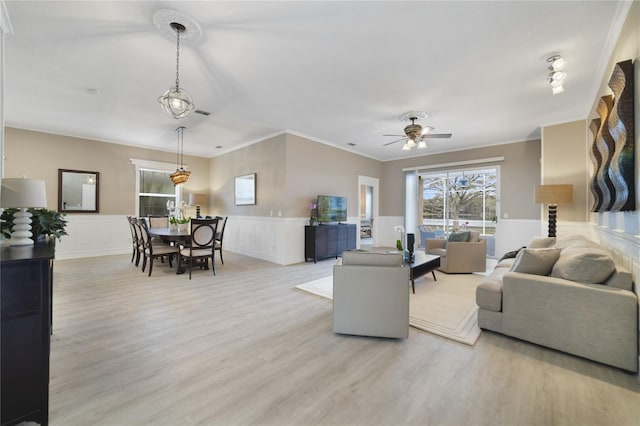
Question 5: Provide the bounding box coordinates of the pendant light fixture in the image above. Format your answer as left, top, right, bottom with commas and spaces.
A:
170, 126, 191, 186
158, 22, 195, 119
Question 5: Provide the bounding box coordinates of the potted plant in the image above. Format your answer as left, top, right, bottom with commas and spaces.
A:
170, 216, 190, 232
1, 208, 68, 242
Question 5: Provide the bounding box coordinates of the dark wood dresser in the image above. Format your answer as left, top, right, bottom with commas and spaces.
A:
305, 224, 356, 263
1, 241, 55, 426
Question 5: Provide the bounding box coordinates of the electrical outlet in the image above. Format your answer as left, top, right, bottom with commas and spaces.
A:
503, 213, 509, 219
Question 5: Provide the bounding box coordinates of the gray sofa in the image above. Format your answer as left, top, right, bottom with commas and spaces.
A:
476, 235, 638, 372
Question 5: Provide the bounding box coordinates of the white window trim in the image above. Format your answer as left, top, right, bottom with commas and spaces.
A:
130, 158, 186, 216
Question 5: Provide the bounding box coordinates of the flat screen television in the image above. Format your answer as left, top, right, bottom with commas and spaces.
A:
316, 195, 347, 223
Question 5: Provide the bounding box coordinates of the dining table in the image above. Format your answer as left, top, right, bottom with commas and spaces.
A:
149, 227, 191, 244
148, 227, 195, 274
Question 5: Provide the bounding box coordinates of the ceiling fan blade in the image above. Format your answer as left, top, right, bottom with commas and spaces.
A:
382, 134, 404, 137
382, 137, 406, 146
422, 133, 452, 139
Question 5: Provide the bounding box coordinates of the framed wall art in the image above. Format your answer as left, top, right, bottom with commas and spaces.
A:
235, 173, 256, 205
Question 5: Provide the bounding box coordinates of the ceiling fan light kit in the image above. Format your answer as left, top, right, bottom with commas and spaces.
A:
383, 111, 452, 151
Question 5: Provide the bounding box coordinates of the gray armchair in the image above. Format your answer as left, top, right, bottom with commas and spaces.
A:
426, 230, 486, 273
333, 251, 410, 339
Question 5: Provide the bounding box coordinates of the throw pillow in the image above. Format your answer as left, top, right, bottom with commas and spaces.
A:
448, 231, 471, 242
510, 248, 561, 276
550, 247, 615, 284
527, 237, 556, 249
498, 246, 526, 263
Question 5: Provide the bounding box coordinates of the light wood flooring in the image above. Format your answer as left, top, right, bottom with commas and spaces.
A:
50, 252, 640, 425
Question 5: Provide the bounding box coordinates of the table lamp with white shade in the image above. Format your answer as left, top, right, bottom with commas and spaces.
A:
1, 178, 48, 246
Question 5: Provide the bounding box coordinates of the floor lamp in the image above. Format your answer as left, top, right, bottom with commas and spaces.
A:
1, 178, 48, 246
535, 184, 573, 238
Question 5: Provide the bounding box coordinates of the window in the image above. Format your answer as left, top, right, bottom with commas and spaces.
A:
130, 159, 183, 217
138, 170, 177, 217
420, 168, 498, 235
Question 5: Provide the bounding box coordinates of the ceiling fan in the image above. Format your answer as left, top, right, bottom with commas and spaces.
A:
383, 111, 452, 150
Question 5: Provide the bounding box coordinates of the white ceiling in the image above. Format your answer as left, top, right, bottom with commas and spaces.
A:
4, 1, 631, 161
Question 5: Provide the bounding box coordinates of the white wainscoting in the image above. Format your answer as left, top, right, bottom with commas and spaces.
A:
56, 215, 131, 260
374, 216, 405, 249
224, 216, 362, 265
493, 219, 541, 259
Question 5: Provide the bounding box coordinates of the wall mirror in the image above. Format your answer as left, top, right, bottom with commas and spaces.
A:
58, 169, 99, 213
235, 173, 256, 205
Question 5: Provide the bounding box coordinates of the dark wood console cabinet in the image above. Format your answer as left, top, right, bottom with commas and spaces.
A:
1, 241, 55, 426
305, 224, 356, 263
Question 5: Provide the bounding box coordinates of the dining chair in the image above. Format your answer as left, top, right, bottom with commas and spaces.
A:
131, 217, 146, 267
178, 218, 219, 279
136, 218, 179, 276
214, 216, 227, 264
147, 215, 171, 246
126, 216, 139, 264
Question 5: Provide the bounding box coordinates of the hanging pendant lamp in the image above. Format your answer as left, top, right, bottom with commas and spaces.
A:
158, 22, 195, 119
170, 126, 191, 186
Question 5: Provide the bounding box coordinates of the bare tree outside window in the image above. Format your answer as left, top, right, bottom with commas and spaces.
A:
421, 169, 497, 235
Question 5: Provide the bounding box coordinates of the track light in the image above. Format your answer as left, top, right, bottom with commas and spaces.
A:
547, 55, 567, 95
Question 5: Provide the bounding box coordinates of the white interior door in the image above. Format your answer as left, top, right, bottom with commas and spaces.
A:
358, 176, 379, 248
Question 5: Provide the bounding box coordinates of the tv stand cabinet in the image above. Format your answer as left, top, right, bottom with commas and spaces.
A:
305, 224, 356, 263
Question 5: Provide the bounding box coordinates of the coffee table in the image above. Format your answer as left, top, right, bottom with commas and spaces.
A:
405, 252, 440, 294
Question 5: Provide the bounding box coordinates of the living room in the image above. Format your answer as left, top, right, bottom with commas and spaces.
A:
1, 1, 639, 425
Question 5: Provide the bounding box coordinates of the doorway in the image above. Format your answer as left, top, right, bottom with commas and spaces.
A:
358, 176, 379, 249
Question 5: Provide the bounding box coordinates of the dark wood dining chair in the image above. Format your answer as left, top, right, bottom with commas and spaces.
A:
214, 216, 227, 264
136, 218, 179, 276
126, 216, 139, 264
178, 218, 219, 279
147, 215, 169, 228
131, 217, 146, 267
147, 215, 171, 247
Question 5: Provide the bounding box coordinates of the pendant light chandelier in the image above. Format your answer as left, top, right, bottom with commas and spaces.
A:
170, 126, 191, 186
158, 22, 195, 119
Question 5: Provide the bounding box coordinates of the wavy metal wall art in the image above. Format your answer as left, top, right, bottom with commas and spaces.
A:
595, 95, 616, 211
606, 59, 635, 211
588, 118, 604, 211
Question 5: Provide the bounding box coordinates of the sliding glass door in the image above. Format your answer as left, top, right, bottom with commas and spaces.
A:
420, 168, 497, 236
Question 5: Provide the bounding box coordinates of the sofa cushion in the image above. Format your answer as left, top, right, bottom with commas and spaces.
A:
342, 250, 403, 266
550, 247, 616, 284
427, 248, 447, 258
554, 235, 601, 250
605, 267, 633, 291
510, 248, 561, 276
448, 231, 470, 242
527, 237, 556, 249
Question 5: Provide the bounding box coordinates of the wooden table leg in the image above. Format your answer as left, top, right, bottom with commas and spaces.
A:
432, 270, 437, 281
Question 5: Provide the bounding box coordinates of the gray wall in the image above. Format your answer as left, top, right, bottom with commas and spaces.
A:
380, 140, 541, 219
4, 127, 210, 214
209, 133, 383, 218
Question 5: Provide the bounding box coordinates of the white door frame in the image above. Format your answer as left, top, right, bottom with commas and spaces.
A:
358, 175, 379, 248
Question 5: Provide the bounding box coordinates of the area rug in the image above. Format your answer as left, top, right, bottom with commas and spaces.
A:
295, 272, 482, 345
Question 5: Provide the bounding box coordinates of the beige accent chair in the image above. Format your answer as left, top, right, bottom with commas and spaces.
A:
426, 231, 486, 273
333, 251, 410, 339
